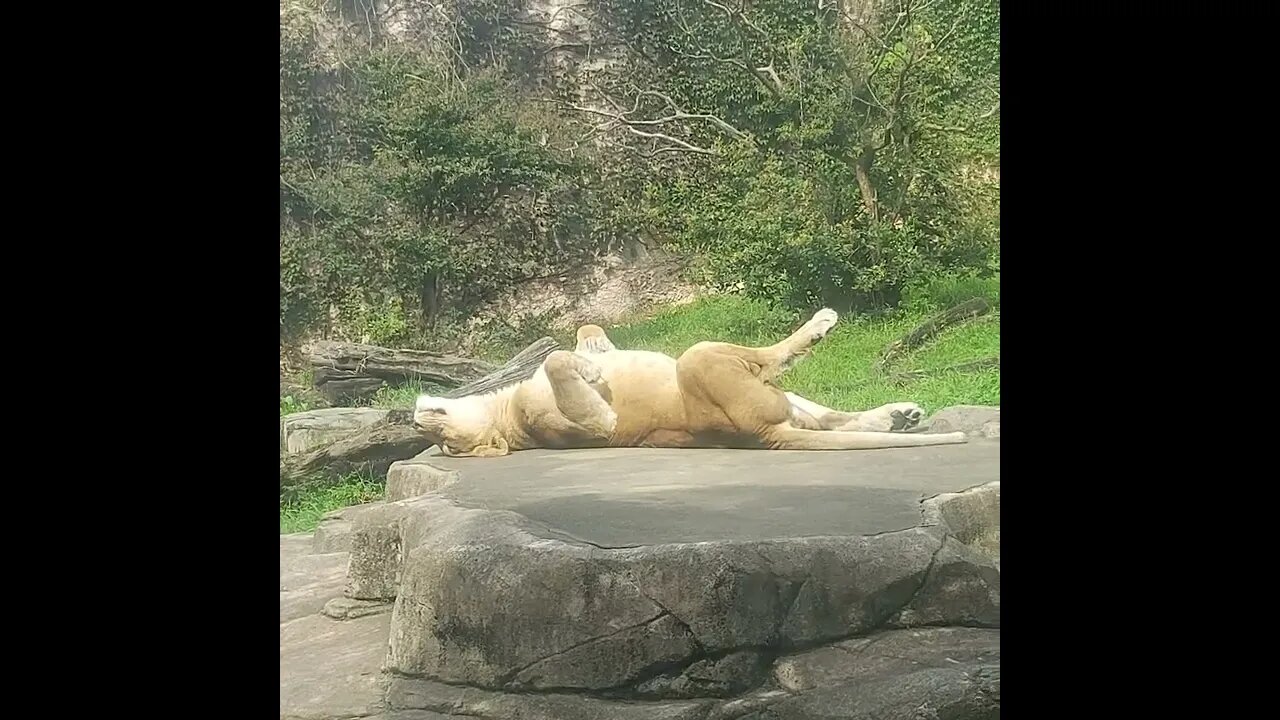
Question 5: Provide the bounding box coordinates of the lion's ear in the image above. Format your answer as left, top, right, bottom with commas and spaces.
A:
470, 437, 510, 458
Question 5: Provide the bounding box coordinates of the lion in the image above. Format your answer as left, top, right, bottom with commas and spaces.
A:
412, 308, 969, 457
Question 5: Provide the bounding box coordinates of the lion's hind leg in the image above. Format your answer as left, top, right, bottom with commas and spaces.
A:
675, 345, 963, 449
575, 324, 617, 354
682, 308, 839, 385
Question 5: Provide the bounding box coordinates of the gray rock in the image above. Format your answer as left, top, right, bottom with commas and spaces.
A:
637, 650, 772, 699
621, 542, 801, 653
748, 665, 999, 719
312, 500, 395, 554
706, 689, 793, 720
280, 538, 350, 623
762, 531, 943, 648
385, 457, 458, 501
891, 537, 1000, 629
312, 519, 354, 553
281, 407, 392, 455
922, 481, 1000, 567
388, 540, 662, 686
772, 627, 999, 692
387, 677, 712, 720
280, 531, 313, 554
375, 492, 992, 695
421, 445, 999, 546
280, 612, 391, 720
920, 405, 1000, 436
282, 446, 1001, 716
758, 628, 1000, 719
346, 502, 416, 601
512, 612, 696, 691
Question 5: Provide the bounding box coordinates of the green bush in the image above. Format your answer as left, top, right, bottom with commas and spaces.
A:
279, 3, 600, 345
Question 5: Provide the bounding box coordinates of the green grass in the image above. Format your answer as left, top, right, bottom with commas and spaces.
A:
280, 279, 999, 534
280, 473, 385, 534
280, 394, 312, 416
369, 379, 448, 410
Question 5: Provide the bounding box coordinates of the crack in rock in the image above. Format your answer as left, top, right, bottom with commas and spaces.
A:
498, 609, 662, 683
890, 539, 946, 627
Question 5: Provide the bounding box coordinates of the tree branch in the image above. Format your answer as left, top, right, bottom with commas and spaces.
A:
564, 87, 750, 156
672, 0, 784, 96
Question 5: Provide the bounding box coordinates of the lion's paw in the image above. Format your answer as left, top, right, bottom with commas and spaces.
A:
584, 408, 618, 438
578, 336, 616, 354
837, 402, 925, 432
886, 403, 925, 431
806, 308, 839, 341
576, 359, 604, 384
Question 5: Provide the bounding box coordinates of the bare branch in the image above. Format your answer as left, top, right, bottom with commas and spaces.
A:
672, 0, 784, 96
630, 90, 750, 140
921, 122, 968, 133
620, 125, 717, 155
564, 84, 751, 157
754, 63, 786, 96
702, 0, 735, 19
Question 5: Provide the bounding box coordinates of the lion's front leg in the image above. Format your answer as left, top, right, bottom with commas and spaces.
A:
543, 350, 618, 439
833, 402, 926, 432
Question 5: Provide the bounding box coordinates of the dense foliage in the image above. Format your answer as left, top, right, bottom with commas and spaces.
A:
279, 0, 999, 347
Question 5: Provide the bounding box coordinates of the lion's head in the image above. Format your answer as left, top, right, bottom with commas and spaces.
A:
412, 395, 511, 458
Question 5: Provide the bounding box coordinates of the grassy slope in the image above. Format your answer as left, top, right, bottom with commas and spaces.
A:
281, 281, 1000, 533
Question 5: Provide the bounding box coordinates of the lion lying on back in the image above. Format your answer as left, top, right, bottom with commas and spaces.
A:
413, 308, 968, 457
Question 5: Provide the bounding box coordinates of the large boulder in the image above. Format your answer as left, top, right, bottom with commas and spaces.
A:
280, 407, 393, 455
282, 441, 1001, 719
920, 405, 1000, 438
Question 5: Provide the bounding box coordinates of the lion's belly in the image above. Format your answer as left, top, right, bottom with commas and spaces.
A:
593, 351, 689, 446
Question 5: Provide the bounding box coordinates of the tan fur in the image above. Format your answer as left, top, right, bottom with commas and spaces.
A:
413, 309, 968, 456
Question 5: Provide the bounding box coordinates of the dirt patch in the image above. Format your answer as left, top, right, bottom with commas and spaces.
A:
463, 254, 704, 344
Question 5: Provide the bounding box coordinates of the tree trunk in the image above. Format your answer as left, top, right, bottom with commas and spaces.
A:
419, 273, 440, 330
855, 147, 879, 222
889, 356, 1001, 383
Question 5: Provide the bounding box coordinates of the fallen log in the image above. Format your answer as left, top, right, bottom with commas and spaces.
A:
314, 376, 386, 405
876, 298, 993, 374
308, 340, 499, 403
281, 338, 560, 487
280, 419, 425, 490
889, 356, 1001, 383
443, 336, 558, 398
